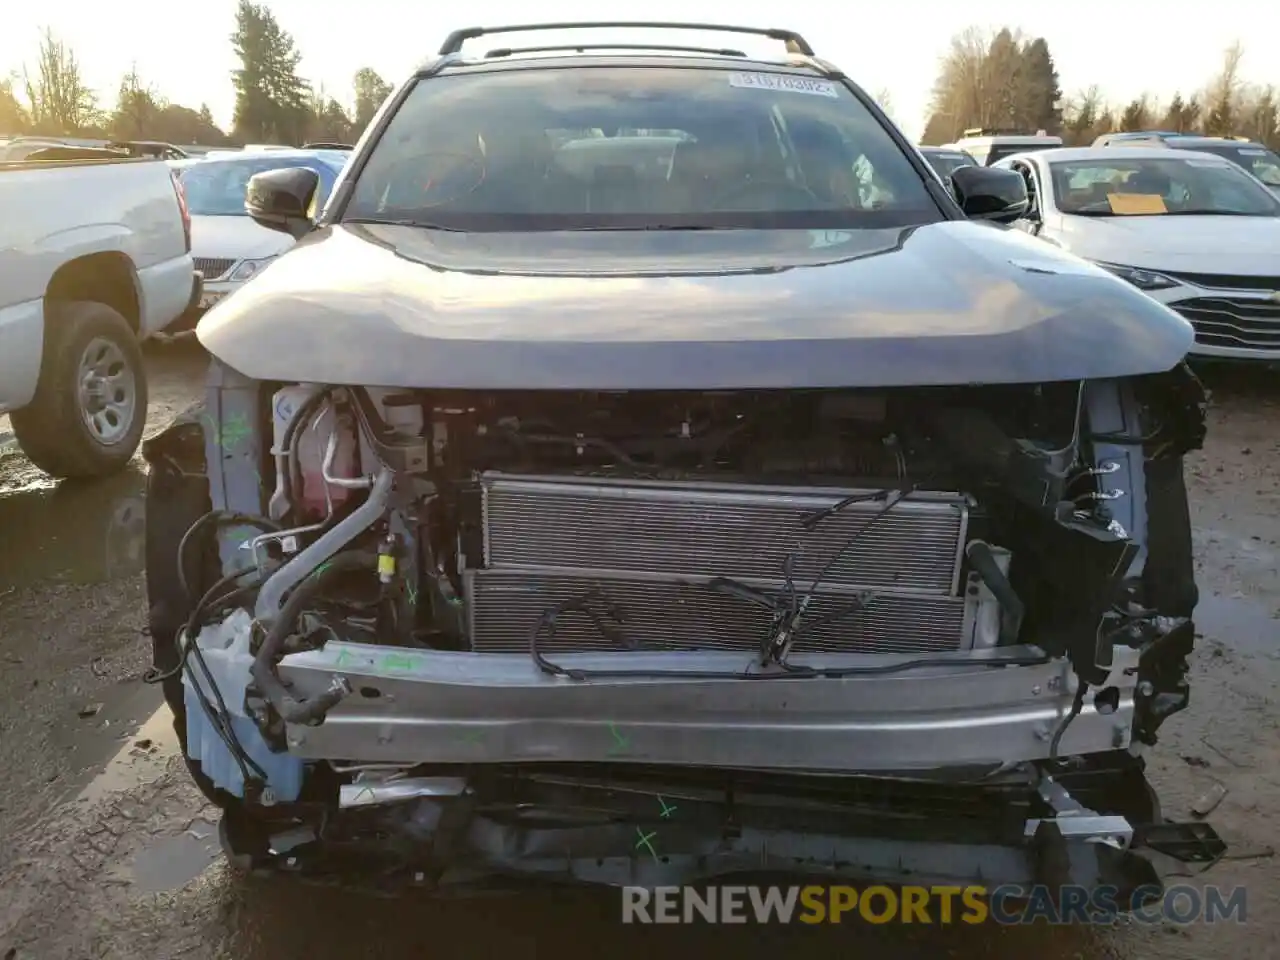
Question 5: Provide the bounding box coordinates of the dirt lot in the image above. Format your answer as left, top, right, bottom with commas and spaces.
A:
0, 345, 1276, 959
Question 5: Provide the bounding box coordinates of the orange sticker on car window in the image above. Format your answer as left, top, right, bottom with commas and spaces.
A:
1107, 193, 1167, 214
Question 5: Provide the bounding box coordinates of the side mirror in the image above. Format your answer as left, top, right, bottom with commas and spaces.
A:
245, 167, 320, 240
950, 165, 1030, 224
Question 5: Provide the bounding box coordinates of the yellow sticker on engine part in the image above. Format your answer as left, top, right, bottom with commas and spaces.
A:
377, 554, 396, 576
1106, 193, 1167, 214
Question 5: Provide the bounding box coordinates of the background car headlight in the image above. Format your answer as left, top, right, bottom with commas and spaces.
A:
1095, 262, 1180, 291
228, 256, 276, 282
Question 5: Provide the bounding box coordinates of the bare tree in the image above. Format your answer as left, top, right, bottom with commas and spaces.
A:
1238, 85, 1279, 147
1202, 42, 1244, 135
1, 74, 28, 134
112, 64, 162, 139
926, 27, 993, 141
305, 82, 354, 143
922, 27, 1063, 140
873, 88, 896, 123
22, 28, 99, 134
1119, 95, 1153, 132
1062, 86, 1114, 145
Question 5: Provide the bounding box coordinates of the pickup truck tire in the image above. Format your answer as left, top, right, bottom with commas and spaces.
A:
11, 300, 147, 479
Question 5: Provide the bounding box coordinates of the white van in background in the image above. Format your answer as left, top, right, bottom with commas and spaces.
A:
942, 127, 1063, 166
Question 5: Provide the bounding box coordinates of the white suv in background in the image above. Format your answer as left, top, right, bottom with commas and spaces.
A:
172, 149, 348, 328
997, 146, 1280, 363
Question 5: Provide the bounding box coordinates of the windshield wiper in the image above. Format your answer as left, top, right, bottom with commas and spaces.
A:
344, 217, 463, 231
567, 224, 724, 232
1158, 210, 1268, 216
1067, 209, 1268, 218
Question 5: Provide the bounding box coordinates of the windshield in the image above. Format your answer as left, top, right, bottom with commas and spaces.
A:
1184, 143, 1280, 188
342, 66, 942, 231
180, 157, 339, 216
923, 151, 975, 178
1050, 156, 1280, 216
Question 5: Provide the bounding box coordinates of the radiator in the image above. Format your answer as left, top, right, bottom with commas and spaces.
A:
466, 472, 999, 656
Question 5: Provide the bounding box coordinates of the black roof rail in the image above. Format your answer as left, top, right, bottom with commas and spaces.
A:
484, 42, 747, 58
439, 21, 814, 57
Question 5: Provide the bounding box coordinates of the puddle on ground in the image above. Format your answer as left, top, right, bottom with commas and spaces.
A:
0, 467, 147, 589
124, 817, 223, 895
82, 705, 221, 895
1196, 593, 1279, 658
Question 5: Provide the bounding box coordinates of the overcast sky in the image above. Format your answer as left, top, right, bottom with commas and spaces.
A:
2, 1, 1273, 140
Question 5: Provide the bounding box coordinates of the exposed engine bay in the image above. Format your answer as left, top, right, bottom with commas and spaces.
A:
142, 361, 1220, 894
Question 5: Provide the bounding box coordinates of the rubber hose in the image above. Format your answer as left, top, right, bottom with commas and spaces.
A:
249, 550, 375, 725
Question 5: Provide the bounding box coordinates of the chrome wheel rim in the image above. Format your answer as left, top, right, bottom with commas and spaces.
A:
77, 337, 137, 446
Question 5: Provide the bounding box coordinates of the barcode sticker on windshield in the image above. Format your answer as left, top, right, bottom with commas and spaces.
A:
729, 73, 839, 98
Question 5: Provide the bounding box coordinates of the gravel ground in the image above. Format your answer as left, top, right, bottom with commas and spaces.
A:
0, 348, 1276, 959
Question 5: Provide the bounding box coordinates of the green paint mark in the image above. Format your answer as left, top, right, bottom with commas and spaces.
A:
405, 583, 419, 607
459, 729, 485, 744
218, 413, 253, 451
333, 648, 356, 668
657, 795, 677, 819
606, 722, 630, 757
312, 562, 333, 579
380, 653, 416, 673
200, 412, 252, 451
635, 828, 659, 862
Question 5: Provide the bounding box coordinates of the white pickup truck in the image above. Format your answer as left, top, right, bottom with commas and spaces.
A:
0, 156, 200, 477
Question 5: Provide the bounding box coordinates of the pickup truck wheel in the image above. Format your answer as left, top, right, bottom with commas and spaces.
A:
11, 300, 147, 479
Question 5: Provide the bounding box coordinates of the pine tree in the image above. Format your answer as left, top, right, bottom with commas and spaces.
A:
1019, 38, 1062, 133
230, 0, 311, 144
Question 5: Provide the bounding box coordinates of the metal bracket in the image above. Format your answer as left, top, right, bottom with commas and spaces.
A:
1133, 821, 1227, 865
1023, 773, 1134, 849
340, 776, 469, 809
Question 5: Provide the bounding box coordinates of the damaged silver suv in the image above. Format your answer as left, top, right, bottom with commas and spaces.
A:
143, 22, 1221, 903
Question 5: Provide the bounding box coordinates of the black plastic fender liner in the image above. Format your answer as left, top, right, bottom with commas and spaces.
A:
142, 406, 213, 716
1142, 455, 1198, 619
142, 404, 251, 811
1134, 455, 1199, 745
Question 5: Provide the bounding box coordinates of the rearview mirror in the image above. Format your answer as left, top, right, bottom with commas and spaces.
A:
245, 167, 320, 240
949, 165, 1029, 224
